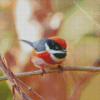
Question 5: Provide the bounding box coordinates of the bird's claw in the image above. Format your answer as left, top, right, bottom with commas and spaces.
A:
41, 68, 46, 76
58, 65, 63, 73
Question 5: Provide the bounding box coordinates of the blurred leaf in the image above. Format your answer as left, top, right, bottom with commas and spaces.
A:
84, 31, 99, 37
0, 73, 12, 100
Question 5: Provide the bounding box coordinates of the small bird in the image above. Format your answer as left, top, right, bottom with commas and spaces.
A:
21, 37, 67, 75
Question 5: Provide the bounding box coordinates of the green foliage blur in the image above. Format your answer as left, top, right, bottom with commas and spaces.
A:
0, 72, 12, 100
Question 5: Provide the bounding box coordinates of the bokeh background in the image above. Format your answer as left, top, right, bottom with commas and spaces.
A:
0, 0, 100, 100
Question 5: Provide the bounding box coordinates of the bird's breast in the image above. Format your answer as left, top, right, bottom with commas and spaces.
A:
32, 49, 62, 65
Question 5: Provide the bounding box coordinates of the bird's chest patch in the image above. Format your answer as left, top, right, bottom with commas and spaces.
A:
32, 50, 61, 64
31, 56, 58, 68
32, 50, 61, 68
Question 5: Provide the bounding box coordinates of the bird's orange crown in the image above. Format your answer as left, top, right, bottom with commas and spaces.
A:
50, 37, 67, 49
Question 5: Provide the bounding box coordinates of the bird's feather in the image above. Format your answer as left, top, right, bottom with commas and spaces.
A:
21, 38, 49, 52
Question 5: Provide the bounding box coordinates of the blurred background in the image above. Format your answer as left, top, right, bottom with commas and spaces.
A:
0, 0, 100, 100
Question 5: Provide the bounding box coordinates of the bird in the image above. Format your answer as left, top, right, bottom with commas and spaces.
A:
21, 37, 67, 75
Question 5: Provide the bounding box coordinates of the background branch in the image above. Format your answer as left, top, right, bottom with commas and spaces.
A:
0, 55, 33, 100
0, 66, 100, 82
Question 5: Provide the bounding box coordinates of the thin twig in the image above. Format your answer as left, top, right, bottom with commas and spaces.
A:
17, 79, 44, 100
10, 70, 24, 100
2, 56, 24, 100
0, 56, 33, 100
0, 66, 100, 82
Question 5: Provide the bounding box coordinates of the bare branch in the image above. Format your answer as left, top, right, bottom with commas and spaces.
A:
0, 66, 100, 82
0, 55, 33, 100
17, 79, 44, 100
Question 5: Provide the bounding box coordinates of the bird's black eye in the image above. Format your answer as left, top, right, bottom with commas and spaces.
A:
55, 46, 59, 50
55, 46, 61, 50
46, 39, 62, 50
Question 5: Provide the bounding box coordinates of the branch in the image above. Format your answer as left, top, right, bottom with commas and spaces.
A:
0, 55, 33, 100
0, 66, 100, 82
17, 79, 44, 100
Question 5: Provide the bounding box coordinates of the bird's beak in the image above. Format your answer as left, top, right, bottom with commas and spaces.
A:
63, 49, 67, 53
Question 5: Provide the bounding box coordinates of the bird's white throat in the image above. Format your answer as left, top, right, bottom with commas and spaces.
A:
45, 43, 65, 62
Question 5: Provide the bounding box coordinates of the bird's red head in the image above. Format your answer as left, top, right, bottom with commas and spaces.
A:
50, 37, 67, 49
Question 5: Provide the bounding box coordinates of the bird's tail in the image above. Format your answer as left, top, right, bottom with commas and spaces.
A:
20, 40, 34, 48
